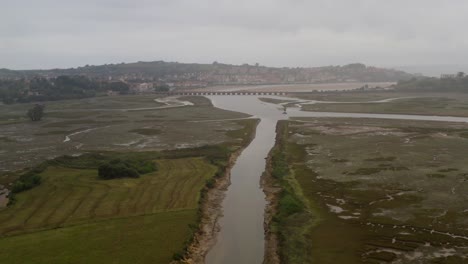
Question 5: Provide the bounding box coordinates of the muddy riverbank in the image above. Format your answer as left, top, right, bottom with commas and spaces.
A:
260, 127, 282, 264
205, 119, 277, 264
181, 119, 260, 264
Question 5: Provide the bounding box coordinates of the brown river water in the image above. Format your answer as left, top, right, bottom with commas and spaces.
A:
204, 95, 468, 264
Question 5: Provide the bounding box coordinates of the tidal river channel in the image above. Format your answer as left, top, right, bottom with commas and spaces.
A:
203, 95, 468, 264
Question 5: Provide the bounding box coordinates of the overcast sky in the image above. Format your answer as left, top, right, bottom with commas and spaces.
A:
1, 0, 468, 70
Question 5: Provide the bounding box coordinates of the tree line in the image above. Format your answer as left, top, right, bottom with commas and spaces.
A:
0, 76, 130, 104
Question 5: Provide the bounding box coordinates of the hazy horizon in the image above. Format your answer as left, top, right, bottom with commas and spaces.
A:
4, 59, 468, 78
2, 1, 468, 75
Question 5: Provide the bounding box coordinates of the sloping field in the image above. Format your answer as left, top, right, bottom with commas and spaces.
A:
0, 210, 196, 264
0, 157, 217, 263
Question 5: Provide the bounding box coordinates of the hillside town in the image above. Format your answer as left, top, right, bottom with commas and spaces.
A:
0, 61, 414, 94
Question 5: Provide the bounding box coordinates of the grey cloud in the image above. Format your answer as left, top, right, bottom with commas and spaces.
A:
1, 0, 468, 70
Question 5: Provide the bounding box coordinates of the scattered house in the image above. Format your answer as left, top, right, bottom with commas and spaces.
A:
133, 83, 154, 93
27, 91, 40, 96
441, 74, 456, 79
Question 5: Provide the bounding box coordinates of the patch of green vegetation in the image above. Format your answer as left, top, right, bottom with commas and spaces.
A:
269, 121, 312, 263
438, 168, 458, 173
129, 128, 161, 136
0, 210, 196, 264
366, 251, 397, 262
42, 119, 98, 127
365, 156, 396, 162
299, 92, 468, 117
98, 158, 156, 179
345, 165, 409, 175
258, 97, 295, 105
460, 132, 468, 139
0, 136, 15, 143
331, 158, 349, 163
278, 193, 303, 217
427, 173, 446, 178
430, 256, 466, 264
49, 153, 111, 168
46, 111, 102, 119
34, 130, 70, 136
7, 164, 49, 205
10, 173, 41, 194
345, 167, 385, 175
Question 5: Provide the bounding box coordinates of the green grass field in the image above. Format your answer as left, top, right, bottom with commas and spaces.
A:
0, 157, 217, 263
0, 210, 196, 264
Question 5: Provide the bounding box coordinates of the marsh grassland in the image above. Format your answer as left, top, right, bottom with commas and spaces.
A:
0, 95, 249, 172
0, 95, 258, 263
295, 92, 468, 117
271, 118, 468, 263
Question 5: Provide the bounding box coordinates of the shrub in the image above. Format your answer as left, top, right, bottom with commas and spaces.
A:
271, 152, 288, 179
279, 193, 304, 217
11, 173, 42, 193
98, 160, 140, 179
124, 159, 157, 174
205, 178, 215, 189
172, 251, 184, 261
7, 193, 16, 206
27, 104, 45, 121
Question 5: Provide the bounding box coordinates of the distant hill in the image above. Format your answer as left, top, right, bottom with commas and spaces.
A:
395, 64, 468, 77
0, 69, 28, 79
0, 76, 130, 104
394, 73, 468, 92
0, 61, 414, 86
